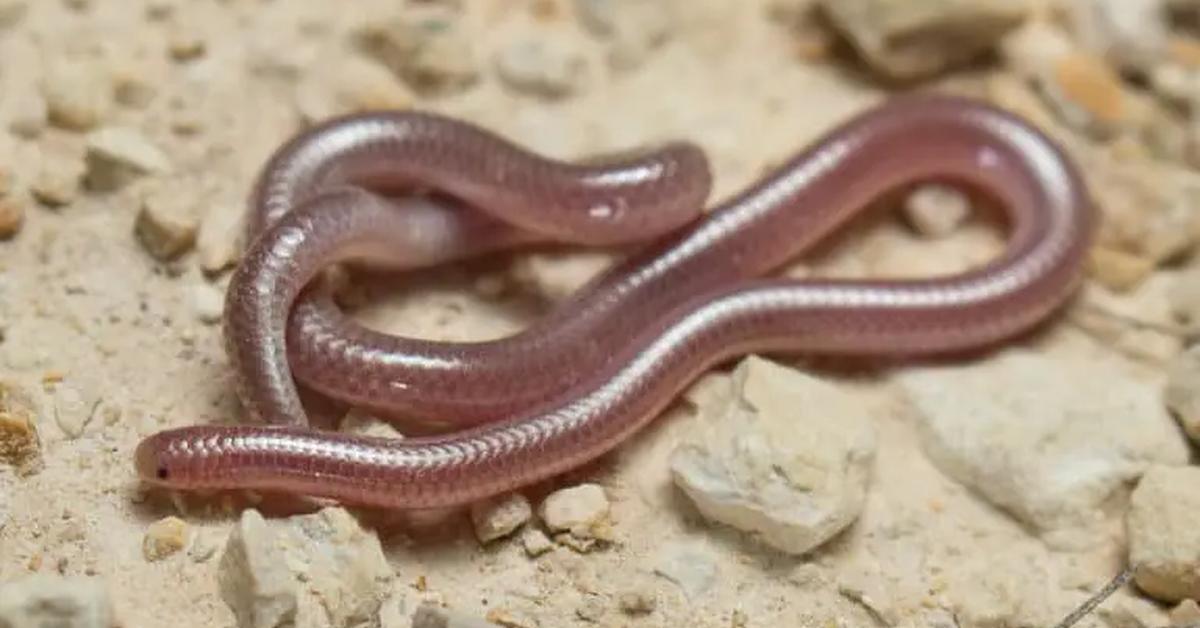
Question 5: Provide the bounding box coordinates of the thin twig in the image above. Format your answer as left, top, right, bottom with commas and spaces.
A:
1050, 567, 1135, 628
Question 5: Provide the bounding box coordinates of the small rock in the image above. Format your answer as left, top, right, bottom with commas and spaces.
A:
1088, 247, 1156, 292
167, 25, 206, 61
135, 185, 200, 261
1165, 345, 1200, 442
0, 0, 27, 29
218, 508, 394, 628
899, 350, 1190, 541
576, 595, 605, 623
670, 356, 877, 555
411, 603, 494, 628
901, 183, 971, 238
42, 59, 113, 132
818, 0, 1026, 81
0, 574, 112, 628
1128, 465, 1200, 602
190, 283, 224, 325
0, 196, 23, 239
6, 91, 48, 138
1169, 267, 1200, 329
574, 0, 675, 70
493, 33, 589, 99
1064, 0, 1170, 73
652, 542, 718, 601
51, 381, 100, 439
84, 126, 172, 191
31, 165, 83, 208
469, 493, 532, 544
537, 484, 611, 541
520, 527, 554, 557
1089, 152, 1200, 268
510, 251, 613, 302
0, 381, 41, 475
143, 516, 189, 561
338, 410, 404, 439
353, 9, 479, 95
617, 590, 656, 615
294, 55, 415, 124
110, 60, 158, 109
196, 202, 244, 274
1171, 599, 1200, 626
188, 529, 220, 563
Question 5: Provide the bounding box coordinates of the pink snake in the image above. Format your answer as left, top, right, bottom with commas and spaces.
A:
134, 94, 1095, 509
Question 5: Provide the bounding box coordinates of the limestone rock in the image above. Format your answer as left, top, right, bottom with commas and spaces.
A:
898, 350, 1190, 543
670, 356, 877, 555
0, 574, 113, 628
537, 484, 611, 542
469, 493, 532, 544
1165, 344, 1200, 442
1127, 465, 1200, 602
42, 59, 113, 131
493, 33, 589, 99
135, 185, 200, 261
143, 516, 189, 561
352, 8, 479, 95
0, 196, 23, 240
1064, 0, 1170, 73
652, 541, 718, 601
196, 201, 244, 274
901, 183, 971, 238
189, 282, 224, 325
218, 508, 394, 628
510, 251, 613, 302
574, 0, 676, 70
818, 0, 1027, 81
520, 528, 554, 557
294, 55, 414, 124
0, 380, 41, 475
1088, 247, 1156, 292
84, 127, 172, 192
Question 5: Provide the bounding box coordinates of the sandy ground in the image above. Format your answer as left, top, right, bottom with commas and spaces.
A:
0, 1, 1197, 627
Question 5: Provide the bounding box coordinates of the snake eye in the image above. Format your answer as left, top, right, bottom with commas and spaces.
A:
156, 465, 170, 480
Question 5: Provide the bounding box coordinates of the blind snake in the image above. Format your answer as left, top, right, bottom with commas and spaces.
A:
134, 94, 1095, 509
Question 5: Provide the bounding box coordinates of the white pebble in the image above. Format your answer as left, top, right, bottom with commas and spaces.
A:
190, 283, 225, 325
537, 484, 610, 538
1127, 465, 1200, 602
42, 59, 113, 132
520, 527, 554, 557
469, 493, 532, 544
902, 183, 971, 238
85, 127, 172, 191
494, 34, 589, 99
135, 185, 199, 261
653, 542, 718, 601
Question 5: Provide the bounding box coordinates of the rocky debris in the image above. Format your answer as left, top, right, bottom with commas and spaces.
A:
143, 516, 190, 561
218, 508, 394, 628
84, 127, 172, 192
469, 493, 532, 544
411, 603, 493, 628
353, 9, 479, 96
166, 24, 206, 62
110, 60, 159, 109
189, 282, 224, 325
901, 183, 971, 238
51, 379, 101, 439
670, 356, 877, 555
1063, 0, 1170, 74
1089, 247, 1156, 292
0, 380, 41, 475
196, 202, 244, 275
6, 91, 48, 138
1171, 599, 1200, 625
0, 196, 23, 239
818, 0, 1026, 81
493, 33, 589, 99
898, 350, 1190, 543
520, 527, 554, 557
1127, 465, 1200, 602
135, 185, 200, 261
0, 0, 27, 29
574, 0, 675, 70
617, 590, 656, 616
1165, 344, 1200, 442
1000, 20, 1150, 139
537, 484, 612, 548
188, 529, 221, 563
0, 574, 113, 628
510, 252, 613, 302
31, 164, 83, 209
42, 59, 114, 132
337, 410, 405, 439
294, 55, 414, 124
653, 541, 718, 601
1169, 268, 1200, 329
